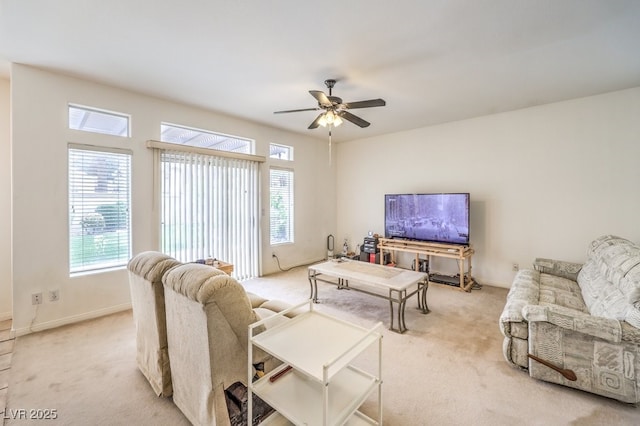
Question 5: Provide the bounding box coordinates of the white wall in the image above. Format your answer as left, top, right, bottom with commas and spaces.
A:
0, 78, 11, 320
336, 87, 640, 288
10, 64, 335, 334
9, 62, 639, 331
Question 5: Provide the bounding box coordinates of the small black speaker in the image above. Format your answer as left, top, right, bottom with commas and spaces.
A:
411, 258, 429, 272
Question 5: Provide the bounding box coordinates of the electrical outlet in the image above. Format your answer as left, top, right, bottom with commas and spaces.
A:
49, 289, 60, 302
32, 292, 43, 305
512, 263, 519, 272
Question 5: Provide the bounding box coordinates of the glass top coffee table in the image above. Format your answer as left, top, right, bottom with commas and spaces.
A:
308, 259, 429, 333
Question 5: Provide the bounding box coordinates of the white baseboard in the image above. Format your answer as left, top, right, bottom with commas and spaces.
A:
263, 257, 326, 276
476, 279, 510, 289
0, 311, 12, 321
13, 303, 132, 337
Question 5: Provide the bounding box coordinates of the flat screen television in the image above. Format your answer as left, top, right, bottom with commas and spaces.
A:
384, 193, 470, 245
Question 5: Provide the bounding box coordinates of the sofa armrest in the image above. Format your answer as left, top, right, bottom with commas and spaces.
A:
533, 258, 583, 281
622, 321, 640, 344
523, 304, 622, 343
499, 269, 540, 338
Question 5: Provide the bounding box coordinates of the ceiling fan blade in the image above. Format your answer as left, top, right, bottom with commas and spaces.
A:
309, 90, 332, 107
339, 111, 370, 128
343, 99, 386, 109
308, 113, 324, 129
274, 107, 320, 114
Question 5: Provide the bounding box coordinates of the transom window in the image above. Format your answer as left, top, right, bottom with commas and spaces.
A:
270, 143, 293, 161
68, 104, 130, 137
161, 123, 253, 154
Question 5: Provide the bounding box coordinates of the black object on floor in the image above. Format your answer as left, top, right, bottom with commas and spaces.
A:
225, 381, 275, 426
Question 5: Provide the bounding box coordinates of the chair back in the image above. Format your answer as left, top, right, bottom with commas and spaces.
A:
127, 251, 181, 397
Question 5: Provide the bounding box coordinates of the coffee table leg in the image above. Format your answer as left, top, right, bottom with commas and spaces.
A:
419, 281, 430, 314
308, 269, 319, 303
399, 289, 408, 332
338, 277, 350, 290
388, 296, 395, 332
388, 289, 408, 333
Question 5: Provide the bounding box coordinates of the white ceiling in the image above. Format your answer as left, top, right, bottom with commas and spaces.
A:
1, 0, 640, 142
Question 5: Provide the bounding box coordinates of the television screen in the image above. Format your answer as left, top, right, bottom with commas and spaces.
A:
384, 193, 470, 245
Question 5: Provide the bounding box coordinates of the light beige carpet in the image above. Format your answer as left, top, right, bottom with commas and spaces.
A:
4, 266, 640, 425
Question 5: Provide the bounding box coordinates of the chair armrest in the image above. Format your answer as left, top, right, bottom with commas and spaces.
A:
523, 304, 622, 343
533, 258, 582, 281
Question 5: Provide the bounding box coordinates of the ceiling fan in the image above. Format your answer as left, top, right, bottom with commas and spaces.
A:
274, 79, 386, 129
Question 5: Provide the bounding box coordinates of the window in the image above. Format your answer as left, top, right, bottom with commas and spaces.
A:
69, 145, 132, 274
161, 123, 253, 154
269, 143, 293, 160
69, 104, 130, 137
270, 168, 294, 245
159, 150, 260, 280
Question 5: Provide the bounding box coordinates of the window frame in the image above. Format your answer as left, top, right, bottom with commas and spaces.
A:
269, 167, 294, 245
68, 143, 132, 275
68, 104, 131, 138
160, 122, 254, 154
269, 143, 293, 161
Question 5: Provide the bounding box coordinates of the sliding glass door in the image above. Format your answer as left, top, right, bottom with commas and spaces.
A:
159, 150, 260, 280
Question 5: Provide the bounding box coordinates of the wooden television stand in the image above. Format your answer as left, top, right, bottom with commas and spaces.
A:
377, 237, 476, 292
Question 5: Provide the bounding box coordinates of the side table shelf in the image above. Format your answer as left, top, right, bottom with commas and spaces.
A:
248, 300, 383, 426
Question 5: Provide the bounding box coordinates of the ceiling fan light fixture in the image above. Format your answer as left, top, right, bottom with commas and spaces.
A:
325, 110, 336, 124
319, 110, 342, 127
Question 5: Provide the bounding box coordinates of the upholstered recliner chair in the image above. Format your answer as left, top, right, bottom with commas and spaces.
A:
500, 235, 640, 403
127, 251, 182, 397
162, 262, 296, 425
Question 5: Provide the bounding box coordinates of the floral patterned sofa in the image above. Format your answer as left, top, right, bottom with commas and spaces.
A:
499, 235, 640, 403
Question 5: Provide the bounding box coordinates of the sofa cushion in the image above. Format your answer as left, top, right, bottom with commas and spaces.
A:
258, 299, 305, 318
580, 235, 640, 328
254, 307, 291, 327
578, 260, 629, 320
587, 235, 640, 304
246, 291, 269, 308
539, 273, 588, 313
534, 258, 582, 281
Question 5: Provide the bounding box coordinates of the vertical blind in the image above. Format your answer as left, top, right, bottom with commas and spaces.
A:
160, 150, 260, 280
69, 145, 131, 274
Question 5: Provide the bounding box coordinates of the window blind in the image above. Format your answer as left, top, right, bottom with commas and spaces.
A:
269, 168, 294, 245
160, 150, 260, 280
68, 145, 132, 274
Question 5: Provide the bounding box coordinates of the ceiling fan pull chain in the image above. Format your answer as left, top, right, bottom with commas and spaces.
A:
328, 127, 332, 166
